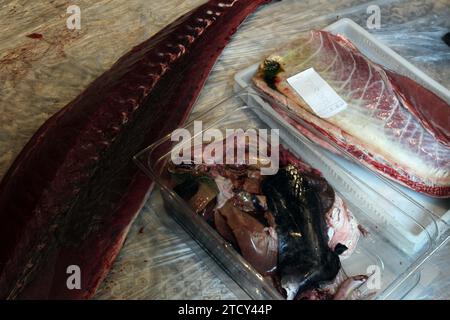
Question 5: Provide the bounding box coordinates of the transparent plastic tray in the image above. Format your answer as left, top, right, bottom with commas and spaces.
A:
134, 92, 450, 300
234, 18, 450, 250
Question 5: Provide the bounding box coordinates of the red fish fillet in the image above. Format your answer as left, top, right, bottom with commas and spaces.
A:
0, 0, 271, 299
253, 30, 450, 197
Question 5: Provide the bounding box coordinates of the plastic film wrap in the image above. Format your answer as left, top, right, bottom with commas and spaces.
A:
0, 0, 449, 299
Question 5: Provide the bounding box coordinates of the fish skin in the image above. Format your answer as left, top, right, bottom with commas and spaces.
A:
262, 165, 341, 300
280, 146, 360, 258
253, 30, 450, 197
0, 0, 271, 299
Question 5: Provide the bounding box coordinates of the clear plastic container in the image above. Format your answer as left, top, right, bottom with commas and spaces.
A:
134, 92, 450, 300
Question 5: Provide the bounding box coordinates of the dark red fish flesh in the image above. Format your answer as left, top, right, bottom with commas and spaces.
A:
0, 0, 271, 299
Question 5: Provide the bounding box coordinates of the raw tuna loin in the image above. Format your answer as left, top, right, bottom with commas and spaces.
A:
0, 0, 272, 299
253, 30, 450, 197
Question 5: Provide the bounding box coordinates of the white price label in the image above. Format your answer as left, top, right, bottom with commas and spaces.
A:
287, 67, 347, 118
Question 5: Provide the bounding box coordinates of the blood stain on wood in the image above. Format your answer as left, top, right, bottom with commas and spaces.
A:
26, 33, 44, 40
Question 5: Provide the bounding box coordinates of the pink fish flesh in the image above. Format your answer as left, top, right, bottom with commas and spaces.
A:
253, 30, 450, 197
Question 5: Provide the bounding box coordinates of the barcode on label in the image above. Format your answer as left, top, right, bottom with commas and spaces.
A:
287, 68, 347, 118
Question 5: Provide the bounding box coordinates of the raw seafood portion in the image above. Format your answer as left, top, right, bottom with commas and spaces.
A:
0, 0, 271, 299
262, 165, 341, 299
217, 201, 278, 275
167, 142, 364, 299
325, 196, 361, 258
253, 30, 450, 197
296, 272, 370, 300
